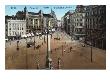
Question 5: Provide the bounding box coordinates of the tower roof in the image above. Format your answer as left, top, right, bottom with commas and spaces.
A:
75, 5, 85, 13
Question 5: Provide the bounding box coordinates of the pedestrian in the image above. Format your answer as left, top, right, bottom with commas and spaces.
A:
64, 50, 65, 52
70, 47, 72, 52
16, 40, 19, 50
51, 34, 52, 39
51, 50, 52, 53
10, 39, 11, 45
55, 48, 56, 51
58, 58, 61, 69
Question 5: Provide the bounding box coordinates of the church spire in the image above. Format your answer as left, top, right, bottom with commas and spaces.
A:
24, 6, 27, 13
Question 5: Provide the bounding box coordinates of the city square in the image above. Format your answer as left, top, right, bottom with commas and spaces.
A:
5, 5, 106, 69
5, 31, 106, 69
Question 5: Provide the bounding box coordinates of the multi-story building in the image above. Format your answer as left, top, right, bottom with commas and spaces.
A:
5, 15, 14, 39
57, 20, 61, 28
50, 9, 58, 28
72, 5, 86, 40
43, 13, 54, 30
26, 10, 43, 33
85, 5, 106, 49
62, 6, 85, 40
61, 16, 64, 31
24, 7, 57, 33
63, 10, 74, 35
5, 7, 57, 39
7, 19, 26, 39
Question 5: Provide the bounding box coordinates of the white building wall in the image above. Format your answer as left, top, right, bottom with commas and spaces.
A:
7, 19, 26, 37
43, 17, 47, 28
57, 20, 61, 27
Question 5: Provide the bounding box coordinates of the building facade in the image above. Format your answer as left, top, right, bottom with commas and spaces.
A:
5, 7, 57, 39
26, 10, 43, 33
61, 16, 64, 31
63, 10, 74, 35
62, 6, 85, 41
25, 7, 57, 34
5, 16, 14, 39
57, 20, 61, 28
7, 19, 26, 39
72, 5, 86, 40
85, 5, 106, 49
43, 13, 55, 30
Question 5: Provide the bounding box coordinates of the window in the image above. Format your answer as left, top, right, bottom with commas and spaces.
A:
79, 29, 82, 32
13, 31, 14, 35
6, 29, 7, 31
80, 23, 82, 26
9, 33, 11, 36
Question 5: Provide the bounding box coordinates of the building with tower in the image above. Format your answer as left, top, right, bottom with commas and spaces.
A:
5, 6, 57, 39
62, 5, 86, 41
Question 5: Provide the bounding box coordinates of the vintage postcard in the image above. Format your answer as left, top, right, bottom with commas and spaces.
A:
5, 5, 106, 69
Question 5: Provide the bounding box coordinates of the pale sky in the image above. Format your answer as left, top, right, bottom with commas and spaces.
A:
5, 5, 76, 20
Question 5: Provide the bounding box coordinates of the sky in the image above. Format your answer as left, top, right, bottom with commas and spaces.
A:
5, 5, 76, 20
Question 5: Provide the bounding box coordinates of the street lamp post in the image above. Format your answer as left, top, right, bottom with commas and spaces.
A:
91, 43, 92, 62
25, 38, 28, 69
34, 31, 36, 50
90, 30, 93, 62
32, 18, 36, 50
16, 40, 19, 51
45, 28, 52, 69
16, 35, 19, 51
62, 45, 63, 56
44, 34, 46, 43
